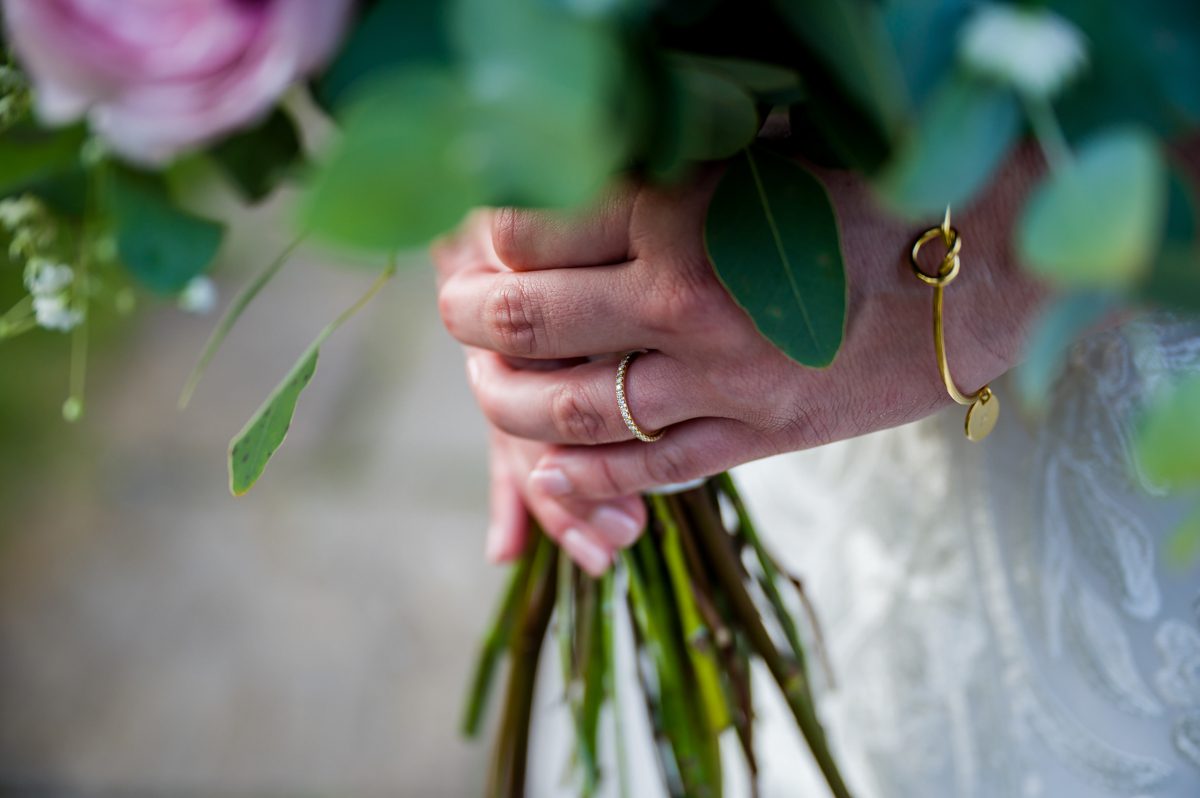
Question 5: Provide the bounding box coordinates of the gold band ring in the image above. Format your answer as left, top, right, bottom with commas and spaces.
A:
616, 351, 663, 443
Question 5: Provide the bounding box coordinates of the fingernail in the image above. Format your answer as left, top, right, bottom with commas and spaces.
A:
485, 525, 506, 563
590, 505, 641, 548
466, 357, 480, 387
530, 467, 572, 497
561, 529, 612, 576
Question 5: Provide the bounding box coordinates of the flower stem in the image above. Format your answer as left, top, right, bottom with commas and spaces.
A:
1023, 93, 1072, 174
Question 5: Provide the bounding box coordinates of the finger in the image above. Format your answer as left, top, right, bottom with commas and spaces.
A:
470, 350, 712, 446
439, 262, 665, 359
486, 436, 529, 563
431, 209, 498, 288
492, 182, 637, 271
528, 418, 770, 501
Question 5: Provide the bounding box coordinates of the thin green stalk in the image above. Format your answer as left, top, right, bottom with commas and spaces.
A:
178, 234, 305, 409
461, 551, 536, 738
650, 494, 731, 733
0, 294, 32, 327
627, 532, 723, 798
0, 315, 36, 339
601, 572, 632, 798
680, 490, 851, 798
714, 474, 813, 696
577, 575, 605, 796
487, 535, 558, 798
1022, 93, 1072, 174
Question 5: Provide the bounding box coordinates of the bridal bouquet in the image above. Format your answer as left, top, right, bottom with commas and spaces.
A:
2, 0, 1198, 796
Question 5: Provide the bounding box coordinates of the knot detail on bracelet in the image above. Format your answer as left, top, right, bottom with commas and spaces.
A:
909, 207, 999, 442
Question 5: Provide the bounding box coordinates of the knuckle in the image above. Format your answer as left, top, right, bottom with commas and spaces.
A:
485, 276, 543, 356
491, 207, 529, 268
653, 267, 727, 334
550, 382, 608, 443
643, 441, 694, 487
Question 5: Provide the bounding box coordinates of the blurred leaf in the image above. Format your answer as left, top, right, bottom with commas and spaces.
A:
316, 0, 453, 109
882, 0, 969, 108
302, 70, 478, 252
1135, 373, 1200, 490
107, 168, 224, 294
706, 146, 846, 368
229, 266, 394, 496
1051, 0, 1200, 137
209, 109, 302, 202
1018, 128, 1167, 287
0, 123, 84, 196
452, 0, 628, 207
668, 60, 760, 163
877, 73, 1020, 218
671, 52, 803, 99
772, 0, 908, 134
229, 346, 319, 496
1166, 503, 1200, 567
787, 88, 892, 172
1141, 165, 1200, 312
1014, 292, 1119, 410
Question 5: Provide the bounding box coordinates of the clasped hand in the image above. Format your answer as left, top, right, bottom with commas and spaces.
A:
432, 162, 1042, 574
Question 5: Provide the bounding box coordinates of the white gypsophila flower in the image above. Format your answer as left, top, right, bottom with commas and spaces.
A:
33, 294, 83, 332
959, 4, 1088, 98
178, 275, 217, 315
24, 257, 74, 296
0, 195, 42, 230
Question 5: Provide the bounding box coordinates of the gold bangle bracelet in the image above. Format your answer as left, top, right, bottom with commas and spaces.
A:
909, 208, 999, 442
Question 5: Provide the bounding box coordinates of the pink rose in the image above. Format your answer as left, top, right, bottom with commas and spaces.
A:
3, 0, 354, 164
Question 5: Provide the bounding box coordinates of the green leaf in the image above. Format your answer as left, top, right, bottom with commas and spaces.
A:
1013, 292, 1118, 410
772, 0, 908, 134
1135, 374, 1200, 491
209, 109, 302, 202
705, 146, 846, 368
228, 265, 394, 496
229, 345, 319, 496
1140, 166, 1200, 312
1166, 503, 1200, 568
302, 70, 479, 251
316, 0, 453, 110
665, 59, 760, 164
877, 73, 1020, 218
1018, 128, 1168, 287
882, 0, 969, 108
0, 123, 85, 196
452, 0, 628, 207
107, 168, 224, 294
670, 53, 803, 100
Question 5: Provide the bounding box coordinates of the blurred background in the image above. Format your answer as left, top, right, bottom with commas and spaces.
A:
0, 191, 500, 796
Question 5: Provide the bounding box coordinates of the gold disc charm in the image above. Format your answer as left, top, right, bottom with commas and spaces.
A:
964, 387, 999, 442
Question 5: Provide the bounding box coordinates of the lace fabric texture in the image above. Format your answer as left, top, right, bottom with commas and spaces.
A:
734, 316, 1200, 798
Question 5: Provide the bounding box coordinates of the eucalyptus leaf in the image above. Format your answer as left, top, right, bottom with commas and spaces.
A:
107, 169, 224, 294
229, 346, 319, 496
1166, 503, 1200, 567
877, 73, 1020, 218
772, 0, 908, 135
705, 146, 846, 368
1141, 166, 1200, 312
302, 70, 479, 251
1017, 128, 1167, 287
1013, 292, 1118, 410
228, 266, 394, 496
668, 61, 760, 164
1135, 374, 1200, 491
316, 0, 453, 110
0, 123, 84, 197
670, 53, 803, 99
210, 109, 302, 202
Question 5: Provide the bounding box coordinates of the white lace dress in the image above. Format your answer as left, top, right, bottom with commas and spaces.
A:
733, 316, 1200, 798
529, 316, 1200, 798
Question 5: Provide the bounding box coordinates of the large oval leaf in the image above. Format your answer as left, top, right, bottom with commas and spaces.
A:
1017, 127, 1168, 287
705, 146, 846, 368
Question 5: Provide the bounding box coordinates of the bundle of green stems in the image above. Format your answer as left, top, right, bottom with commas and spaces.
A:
462, 474, 851, 798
